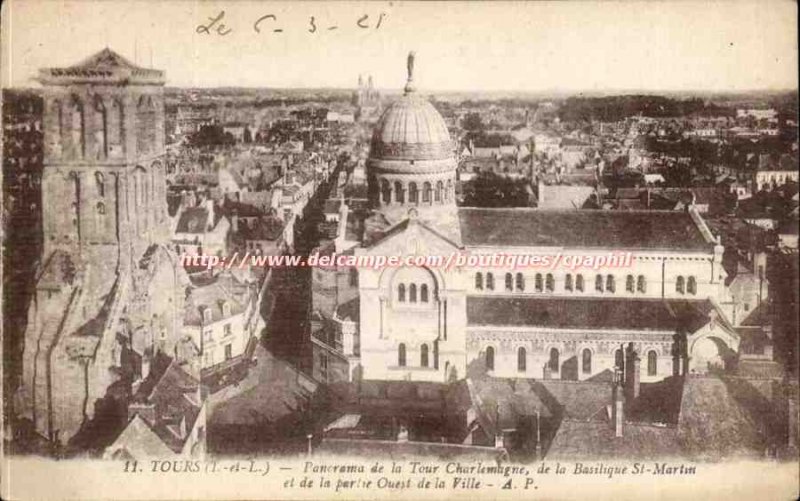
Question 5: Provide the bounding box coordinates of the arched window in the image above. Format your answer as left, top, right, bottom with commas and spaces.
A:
546, 273, 555, 292
398, 344, 407, 367
486, 273, 495, 291
535, 273, 543, 292
381, 180, 391, 203
96, 201, 106, 216
647, 350, 658, 376
606, 275, 615, 293
595, 274, 604, 292
516, 272, 525, 291
582, 349, 592, 374
687, 276, 697, 295
475, 272, 483, 290
676, 276, 685, 294
93, 96, 107, 159
409, 284, 417, 303
420, 344, 429, 367
518, 347, 527, 372
394, 181, 404, 203
486, 346, 495, 371
408, 182, 418, 203
95, 172, 105, 197
422, 182, 432, 202
505, 273, 513, 291
576, 274, 584, 292
420, 284, 429, 302
548, 348, 559, 373
109, 99, 124, 156
397, 283, 406, 302
435, 181, 443, 202
565, 273, 573, 291
626, 275, 635, 293
637, 275, 646, 293
69, 95, 85, 159
615, 349, 624, 370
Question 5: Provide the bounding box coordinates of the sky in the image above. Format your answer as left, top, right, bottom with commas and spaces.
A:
1, 0, 797, 93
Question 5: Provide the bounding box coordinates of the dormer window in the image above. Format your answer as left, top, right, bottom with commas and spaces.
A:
221, 301, 231, 317
202, 307, 212, 323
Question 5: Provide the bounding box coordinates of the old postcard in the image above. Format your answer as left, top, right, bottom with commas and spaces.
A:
1, 0, 798, 499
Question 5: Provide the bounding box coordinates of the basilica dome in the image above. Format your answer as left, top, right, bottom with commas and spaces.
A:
370, 95, 453, 161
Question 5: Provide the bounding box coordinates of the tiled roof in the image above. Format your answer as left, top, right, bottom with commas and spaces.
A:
183, 279, 245, 326
547, 420, 680, 460
458, 208, 711, 250
175, 207, 210, 234
467, 296, 715, 333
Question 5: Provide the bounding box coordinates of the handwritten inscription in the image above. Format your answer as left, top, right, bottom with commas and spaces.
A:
195, 10, 387, 37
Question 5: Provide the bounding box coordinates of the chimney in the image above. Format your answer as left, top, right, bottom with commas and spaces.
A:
232, 213, 239, 233
612, 377, 624, 438
205, 198, 215, 231
625, 346, 641, 401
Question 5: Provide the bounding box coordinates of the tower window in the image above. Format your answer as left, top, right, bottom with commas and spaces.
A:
626, 275, 635, 293
486, 273, 494, 291
517, 347, 526, 372
408, 182, 418, 203
381, 180, 391, 203
397, 284, 405, 302
394, 181, 404, 203
422, 182, 432, 203
595, 274, 604, 292
606, 274, 615, 293
435, 181, 443, 202
535, 273, 543, 292
546, 273, 554, 292
615, 348, 624, 370
398, 343, 407, 367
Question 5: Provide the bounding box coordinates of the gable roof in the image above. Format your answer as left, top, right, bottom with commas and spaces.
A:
467, 296, 716, 334
458, 208, 711, 251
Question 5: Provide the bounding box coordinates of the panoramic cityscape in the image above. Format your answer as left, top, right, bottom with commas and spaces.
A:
0, 1, 798, 499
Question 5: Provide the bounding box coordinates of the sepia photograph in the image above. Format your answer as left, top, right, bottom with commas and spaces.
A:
1, 0, 798, 499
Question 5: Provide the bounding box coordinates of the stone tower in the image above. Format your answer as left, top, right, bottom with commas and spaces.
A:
366, 52, 459, 239
16, 49, 186, 446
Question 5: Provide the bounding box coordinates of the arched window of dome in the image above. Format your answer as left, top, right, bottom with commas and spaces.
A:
637, 275, 646, 293
546, 273, 555, 292
505, 273, 513, 291
486, 346, 495, 371
446, 179, 453, 201
475, 272, 483, 290
420, 284, 429, 302
518, 347, 527, 372
595, 274, 604, 292
626, 275, 635, 293
606, 274, 615, 293
409, 283, 417, 303
397, 283, 406, 302
549, 348, 560, 373
565, 273, 573, 292
486, 273, 495, 291
647, 350, 658, 376
398, 343, 407, 367
408, 182, 418, 203
582, 349, 592, 374
687, 276, 697, 295
435, 181, 443, 202
576, 274, 584, 292
420, 344, 429, 368
676, 276, 685, 294
535, 273, 543, 292
394, 181, 404, 203
516, 273, 525, 291
381, 179, 391, 203
422, 182, 432, 203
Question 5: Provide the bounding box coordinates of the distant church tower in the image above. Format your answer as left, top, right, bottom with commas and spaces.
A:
39, 48, 169, 265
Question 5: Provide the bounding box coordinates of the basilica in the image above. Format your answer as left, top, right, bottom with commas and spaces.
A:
317, 53, 751, 386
